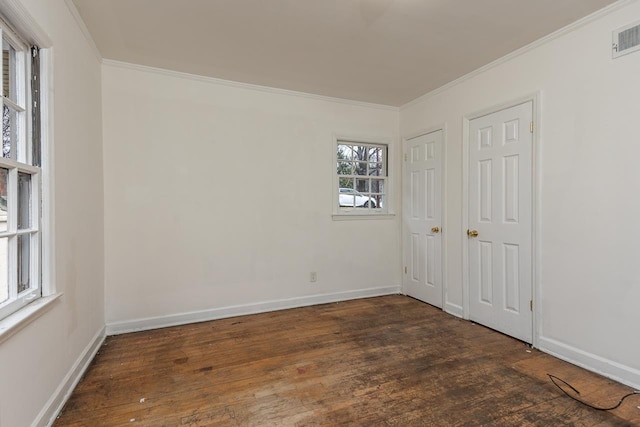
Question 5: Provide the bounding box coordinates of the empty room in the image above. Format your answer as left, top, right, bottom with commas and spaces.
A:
0, 0, 639, 425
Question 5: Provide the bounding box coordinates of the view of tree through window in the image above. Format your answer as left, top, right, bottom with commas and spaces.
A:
337, 142, 387, 210
0, 24, 42, 321
2, 46, 14, 159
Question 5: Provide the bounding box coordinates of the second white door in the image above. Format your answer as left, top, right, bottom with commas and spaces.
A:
403, 130, 443, 307
468, 101, 533, 343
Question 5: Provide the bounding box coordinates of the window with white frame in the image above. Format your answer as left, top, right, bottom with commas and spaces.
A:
0, 18, 42, 321
335, 140, 388, 214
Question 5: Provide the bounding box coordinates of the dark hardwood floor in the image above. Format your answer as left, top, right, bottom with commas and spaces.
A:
54, 295, 640, 426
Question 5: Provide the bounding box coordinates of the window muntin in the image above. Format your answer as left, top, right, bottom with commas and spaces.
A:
0, 20, 41, 321
336, 142, 388, 212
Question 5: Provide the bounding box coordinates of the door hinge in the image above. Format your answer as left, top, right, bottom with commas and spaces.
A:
404, 153, 408, 162
404, 266, 407, 274
530, 121, 534, 133
530, 300, 533, 311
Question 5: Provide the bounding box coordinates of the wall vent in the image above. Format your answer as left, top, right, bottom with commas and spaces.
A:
612, 21, 640, 58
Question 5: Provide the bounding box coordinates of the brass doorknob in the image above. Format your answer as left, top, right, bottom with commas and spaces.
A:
431, 227, 440, 233
467, 229, 479, 237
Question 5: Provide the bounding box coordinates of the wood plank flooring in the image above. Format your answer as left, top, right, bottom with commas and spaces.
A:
54, 295, 640, 426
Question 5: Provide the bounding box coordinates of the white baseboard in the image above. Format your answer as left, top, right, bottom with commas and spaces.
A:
106, 286, 401, 335
444, 302, 464, 318
538, 336, 640, 390
34, 326, 106, 427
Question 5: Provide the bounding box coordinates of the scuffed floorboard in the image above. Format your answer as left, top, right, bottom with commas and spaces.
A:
54, 295, 640, 426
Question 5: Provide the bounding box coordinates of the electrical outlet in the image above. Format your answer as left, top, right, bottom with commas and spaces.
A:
310, 272, 317, 282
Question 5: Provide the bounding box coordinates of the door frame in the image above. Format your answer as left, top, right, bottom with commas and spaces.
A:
462, 93, 542, 348
401, 124, 448, 310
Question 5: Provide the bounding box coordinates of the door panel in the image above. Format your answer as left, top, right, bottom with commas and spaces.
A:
468, 102, 533, 343
403, 130, 443, 307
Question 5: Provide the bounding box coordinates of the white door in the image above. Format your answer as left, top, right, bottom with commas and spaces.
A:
403, 130, 443, 307
468, 101, 533, 343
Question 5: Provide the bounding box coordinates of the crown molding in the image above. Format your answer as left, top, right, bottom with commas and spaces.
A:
102, 59, 399, 112
400, 0, 637, 111
63, 0, 101, 62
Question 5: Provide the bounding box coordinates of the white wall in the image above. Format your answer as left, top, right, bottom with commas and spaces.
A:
401, 1, 640, 387
102, 63, 401, 330
0, 1, 104, 426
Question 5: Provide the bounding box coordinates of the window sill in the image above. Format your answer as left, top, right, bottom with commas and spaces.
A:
332, 213, 396, 221
0, 293, 63, 345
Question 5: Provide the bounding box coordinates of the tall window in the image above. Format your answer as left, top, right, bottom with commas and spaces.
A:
336, 141, 388, 213
0, 19, 41, 321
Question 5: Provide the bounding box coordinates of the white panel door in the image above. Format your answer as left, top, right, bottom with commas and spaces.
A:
468, 101, 533, 343
403, 130, 442, 307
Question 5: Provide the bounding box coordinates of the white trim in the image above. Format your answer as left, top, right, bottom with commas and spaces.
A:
462, 114, 470, 319
401, 125, 443, 143
444, 302, 463, 318
0, 292, 61, 344
102, 59, 398, 112
531, 92, 543, 349
0, 156, 39, 171
2, 95, 26, 113
62, 0, 102, 62
332, 214, 395, 221
0, 0, 51, 47
441, 124, 449, 315
464, 93, 539, 122
0, 12, 49, 320
461, 94, 540, 343
538, 336, 640, 390
40, 47, 55, 296
34, 326, 106, 427
400, 0, 636, 111
106, 286, 401, 335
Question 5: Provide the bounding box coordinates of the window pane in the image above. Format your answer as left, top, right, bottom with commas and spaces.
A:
17, 233, 30, 293
369, 163, 383, 176
372, 195, 384, 209
354, 161, 367, 175
356, 179, 369, 193
2, 41, 17, 103
0, 237, 7, 303
17, 172, 30, 229
339, 195, 355, 207
339, 177, 353, 189
371, 179, 385, 194
368, 147, 383, 162
2, 105, 18, 159
337, 144, 353, 161
337, 161, 354, 176
352, 146, 367, 161
0, 168, 6, 232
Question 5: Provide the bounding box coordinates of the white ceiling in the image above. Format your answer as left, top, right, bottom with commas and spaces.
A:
72, 0, 617, 106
